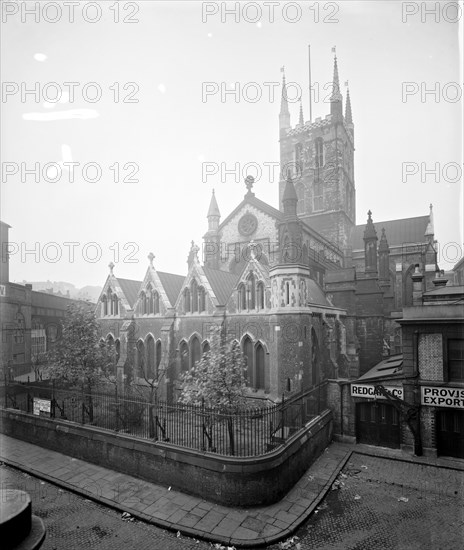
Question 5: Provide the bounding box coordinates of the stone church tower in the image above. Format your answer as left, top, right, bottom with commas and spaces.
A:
278, 56, 356, 257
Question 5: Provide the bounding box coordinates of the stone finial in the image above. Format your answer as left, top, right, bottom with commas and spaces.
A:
148, 252, 155, 267
108, 262, 115, 275
245, 175, 255, 195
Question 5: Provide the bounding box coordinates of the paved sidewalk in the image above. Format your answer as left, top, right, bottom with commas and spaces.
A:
1, 435, 462, 548
0, 435, 350, 547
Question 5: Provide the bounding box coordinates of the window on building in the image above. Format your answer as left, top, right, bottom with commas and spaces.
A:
296, 183, 305, 214
449, 339, 464, 381
136, 339, 145, 377
238, 283, 246, 311
313, 180, 323, 211
315, 138, 324, 169
199, 287, 206, 312
102, 295, 108, 316
295, 142, 303, 177
257, 282, 265, 310
112, 294, 119, 316
191, 280, 198, 312
191, 336, 201, 368
243, 336, 253, 386
14, 313, 25, 344
202, 341, 210, 355
147, 335, 155, 378
183, 288, 191, 313
247, 273, 256, 310
153, 291, 160, 315
147, 287, 154, 314
180, 341, 189, 372
155, 340, 162, 377
255, 343, 265, 390
107, 288, 113, 314
140, 291, 147, 315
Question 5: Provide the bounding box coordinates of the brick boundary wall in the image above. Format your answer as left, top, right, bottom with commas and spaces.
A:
0, 408, 333, 507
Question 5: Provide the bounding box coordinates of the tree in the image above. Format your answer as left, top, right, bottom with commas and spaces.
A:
179, 327, 248, 454
46, 304, 116, 422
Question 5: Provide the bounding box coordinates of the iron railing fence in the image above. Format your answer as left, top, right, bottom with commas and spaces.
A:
2, 379, 328, 457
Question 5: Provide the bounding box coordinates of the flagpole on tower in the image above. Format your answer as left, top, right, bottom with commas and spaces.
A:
308, 44, 312, 123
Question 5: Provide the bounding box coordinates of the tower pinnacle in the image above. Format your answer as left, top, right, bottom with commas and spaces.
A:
330, 55, 343, 119
279, 68, 291, 132
345, 87, 353, 124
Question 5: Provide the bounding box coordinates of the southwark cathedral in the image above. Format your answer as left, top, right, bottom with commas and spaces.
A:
96, 56, 439, 406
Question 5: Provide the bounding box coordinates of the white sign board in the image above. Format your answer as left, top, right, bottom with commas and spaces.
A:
421, 386, 464, 409
33, 397, 51, 416
351, 384, 403, 400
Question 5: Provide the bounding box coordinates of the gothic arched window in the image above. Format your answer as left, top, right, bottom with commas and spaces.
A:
247, 273, 256, 310
257, 282, 265, 310
107, 288, 113, 315
315, 137, 324, 169
155, 340, 162, 377
140, 291, 147, 315
153, 291, 160, 315
180, 341, 189, 372
102, 295, 108, 316
199, 287, 206, 312
255, 343, 265, 390
183, 288, 191, 313
243, 336, 253, 386
313, 180, 323, 211
136, 339, 145, 377
147, 335, 155, 378
191, 279, 198, 312
112, 294, 119, 315
238, 284, 246, 311
191, 336, 201, 368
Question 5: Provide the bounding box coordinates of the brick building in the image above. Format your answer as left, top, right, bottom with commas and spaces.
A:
95, 55, 448, 419
0, 221, 92, 379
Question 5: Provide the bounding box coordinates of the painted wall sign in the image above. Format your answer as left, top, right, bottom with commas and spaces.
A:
421, 386, 464, 409
33, 397, 51, 416
351, 384, 403, 400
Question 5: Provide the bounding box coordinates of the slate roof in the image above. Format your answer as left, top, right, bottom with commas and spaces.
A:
157, 271, 185, 305
203, 267, 240, 305
357, 354, 404, 381
307, 279, 332, 307
117, 278, 142, 308
352, 216, 429, 251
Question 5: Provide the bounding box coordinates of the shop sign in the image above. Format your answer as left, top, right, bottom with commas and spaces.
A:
421, 386, 464, 409
351, 384, 403, 400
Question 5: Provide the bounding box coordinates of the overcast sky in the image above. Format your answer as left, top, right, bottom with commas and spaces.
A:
1, 1, 462, 288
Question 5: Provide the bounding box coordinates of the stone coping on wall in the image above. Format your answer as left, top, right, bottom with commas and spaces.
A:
0, 408, 333, 507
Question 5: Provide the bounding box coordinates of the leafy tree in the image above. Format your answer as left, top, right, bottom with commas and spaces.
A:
46, 304, 116, 421
179, 327, 247, 454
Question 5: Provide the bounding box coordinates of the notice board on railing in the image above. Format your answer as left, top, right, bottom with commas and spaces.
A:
33, 397, 51, 417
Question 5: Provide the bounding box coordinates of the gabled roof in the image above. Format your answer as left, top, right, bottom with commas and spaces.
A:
203, 267, 240, 305
352, 216, 429, 250
218, 194, 282, 230
117, 278, 142, 308
157, 271, 185, 305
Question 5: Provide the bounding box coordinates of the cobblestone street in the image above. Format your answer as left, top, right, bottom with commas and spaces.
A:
270, 453, 464, 550
1, 465, 211, 550
2, 451, 463, 549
